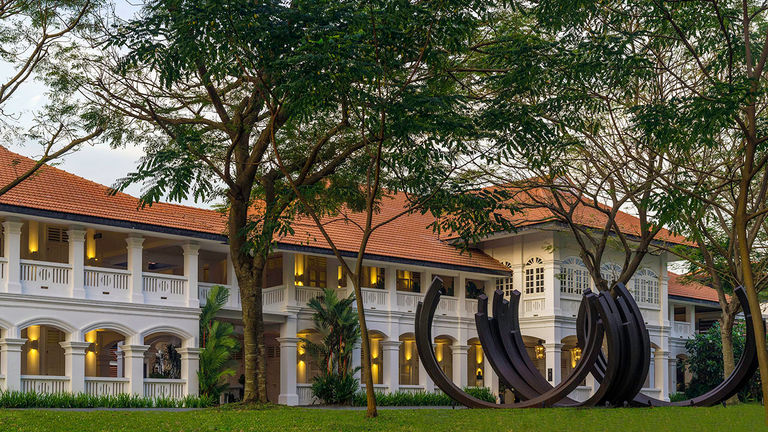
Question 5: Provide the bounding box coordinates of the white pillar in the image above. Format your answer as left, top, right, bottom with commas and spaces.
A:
457, 274, 467, 319
178, 347, 200, 396
545, 342, 562, 384
60, 341, 90, 393
385, 267, 397, 310
277, 338, 299, 405
485, 351, 498, 397
226, 253, 237, 286
125, 236, 144, 303
283, 253, 296, 306
452, 344, 469, 389
278, 316, 298, 405
182, 243, 200, 308
351, 342, 362, 382
122, 344, 149, 396
2, 220, 23, 293
381, 340, 400, 393
656, 349, 669, 400
67, 228, 86, 299
0, 338, 25, 391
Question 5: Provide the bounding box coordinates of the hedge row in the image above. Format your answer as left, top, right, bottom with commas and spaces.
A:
352, 387, 495, 407
0, 391, 215, 408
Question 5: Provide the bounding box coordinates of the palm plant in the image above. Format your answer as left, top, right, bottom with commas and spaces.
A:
302, 288, 361, 376
198, 285, 240, 401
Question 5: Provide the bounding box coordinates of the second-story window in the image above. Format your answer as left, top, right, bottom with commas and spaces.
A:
337, 265, 385, 289
435, 275, 455, 296
633, 268, 660, 304
295, 254, 327, 288
495, 275, 514, 299
525, 257, 544, 294
396, 270, 420, 292
560, 257, 589, 295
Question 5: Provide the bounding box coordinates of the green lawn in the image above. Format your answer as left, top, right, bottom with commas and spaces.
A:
0, 404, 763, 432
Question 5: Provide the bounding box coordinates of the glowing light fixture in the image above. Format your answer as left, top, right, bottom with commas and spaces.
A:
571, 347, 582, 368
86, 229, 97, 259
28, 220, 39, 254
534, 341, 545, 360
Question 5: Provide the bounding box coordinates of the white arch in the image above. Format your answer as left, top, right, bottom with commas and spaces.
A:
16, 316, 78, 339
0, 316, 13, 333
139, 325, 195, 347
80, 321, 137, 340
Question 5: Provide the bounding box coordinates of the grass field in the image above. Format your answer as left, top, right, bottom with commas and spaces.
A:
0, 404, 764, 432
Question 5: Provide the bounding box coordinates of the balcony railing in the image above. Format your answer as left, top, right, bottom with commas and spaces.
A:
361, 288, 388, 309
20, 375, 69, 394
84, 266, 130, 301
143, 378, 186, 400
142, 272, 186, 305
672, 321, 693, 339
20, 260, 71, 296
85, 377, 129, 396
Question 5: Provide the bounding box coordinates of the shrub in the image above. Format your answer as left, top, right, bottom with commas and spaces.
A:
311, 372, 359, 405
0, 391, 215, 409
352, 387, 495, 407
669, 392, 687, 402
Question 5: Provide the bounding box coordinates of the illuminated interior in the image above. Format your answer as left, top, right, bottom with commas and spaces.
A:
296, 330, 322, 384
295, 254, 327, 288
434, 336, 453, 378
399, 334, 419, 385
21, 325, 65, 376
396, 270, 421, 292
84, 329, 125, 377
467, 338, 484, 387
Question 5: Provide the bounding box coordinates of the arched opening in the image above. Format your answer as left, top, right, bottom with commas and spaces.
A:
296, 329, 322, 384
362, 331, 386, 385
467, 337, 484, 387
560, 336, 581, 380
399, 333, 419, 386
143, 332, 183, 379
676, 354, 689, 393
434, 336, 454, 379
83, 329, 126, 378
522, 335, 546, 377
21, 325, 66, 376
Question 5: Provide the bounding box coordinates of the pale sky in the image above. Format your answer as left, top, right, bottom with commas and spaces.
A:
1, 1, 216, 209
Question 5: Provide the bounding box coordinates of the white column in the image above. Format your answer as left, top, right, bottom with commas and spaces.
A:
178, 347, 200, 396
278, 315, 298, 405
0, 338, 26, 391
687, 305, 696, 334
277, 338, 299, 405
452, 344, 469, 389
668, 358, 678, 395
418, 353, 434, 392
381, 340, 400, 393
457, 273, 467, 319
656, 349, 670, 400
485, 351, 498, 397
544, 342, 562, 384
182, 243, 200, 308
385, 267, 397, 311
125, 236, 144, 303
423, 270, 433, 292
122, 344, 149, 396
2, 220, 22, 293
67, 228, 86, 298
226, 253, 237, 286
351, 342, 362, 382
60, 341, 90, 393
282, 253, 296, 306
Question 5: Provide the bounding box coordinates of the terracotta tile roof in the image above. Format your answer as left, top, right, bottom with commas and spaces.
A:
667, 272, 724, 303
0, 146, 508, 273
492, 185, 692, 246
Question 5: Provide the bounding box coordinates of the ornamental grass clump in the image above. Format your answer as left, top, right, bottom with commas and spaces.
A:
352, 387, 495, 407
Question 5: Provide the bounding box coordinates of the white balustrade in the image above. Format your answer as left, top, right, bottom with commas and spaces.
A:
297, 383, 318, 405
85, 377, 129, 396
436, 296, 458, 315
84, 267, 130, 301
396, 292, 422, 313
296, 286, 323, 306
398, 385, 425, 394
464, 298, 478, 315
360, 384, 389, 393
361, 288, 388, 309
567, 385, 592, 402
20, 375, 69, 394
19, 260, 71, 296
522, 298, 546, 316
672, 321, 693, 339
263, 285, 285, 308
143, 378, 186, 399
142, 273, 186, 305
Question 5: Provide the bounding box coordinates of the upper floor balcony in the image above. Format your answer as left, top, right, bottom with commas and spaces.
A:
0, 218, 495, 319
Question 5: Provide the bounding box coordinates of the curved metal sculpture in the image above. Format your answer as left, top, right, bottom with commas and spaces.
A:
414, 277, 759, 408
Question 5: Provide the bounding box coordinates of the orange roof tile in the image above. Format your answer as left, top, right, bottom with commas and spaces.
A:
667, 272, 724, 303
0, 146, 507, 273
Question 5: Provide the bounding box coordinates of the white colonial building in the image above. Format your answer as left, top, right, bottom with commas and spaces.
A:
0, 146, 721, 404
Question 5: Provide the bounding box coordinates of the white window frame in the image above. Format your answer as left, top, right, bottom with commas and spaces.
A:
560, 257, 589, 295
525, 257, 545, 294
495, 273, 514, 299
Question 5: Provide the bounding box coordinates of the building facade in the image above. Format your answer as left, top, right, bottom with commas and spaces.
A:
0, 147, 722, 403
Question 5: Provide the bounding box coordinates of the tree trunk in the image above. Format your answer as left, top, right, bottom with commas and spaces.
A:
720, 315, 738, 405
352, 275, 377, 418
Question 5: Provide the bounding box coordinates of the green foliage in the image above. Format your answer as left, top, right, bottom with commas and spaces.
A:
352, 388, 495, 407
0, 391, 214, 408
310, 372, 360, 405
198, 285, 241, 401
669, 392, 687, 403
684, 322, 761, 402
303, 288, 360, 376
